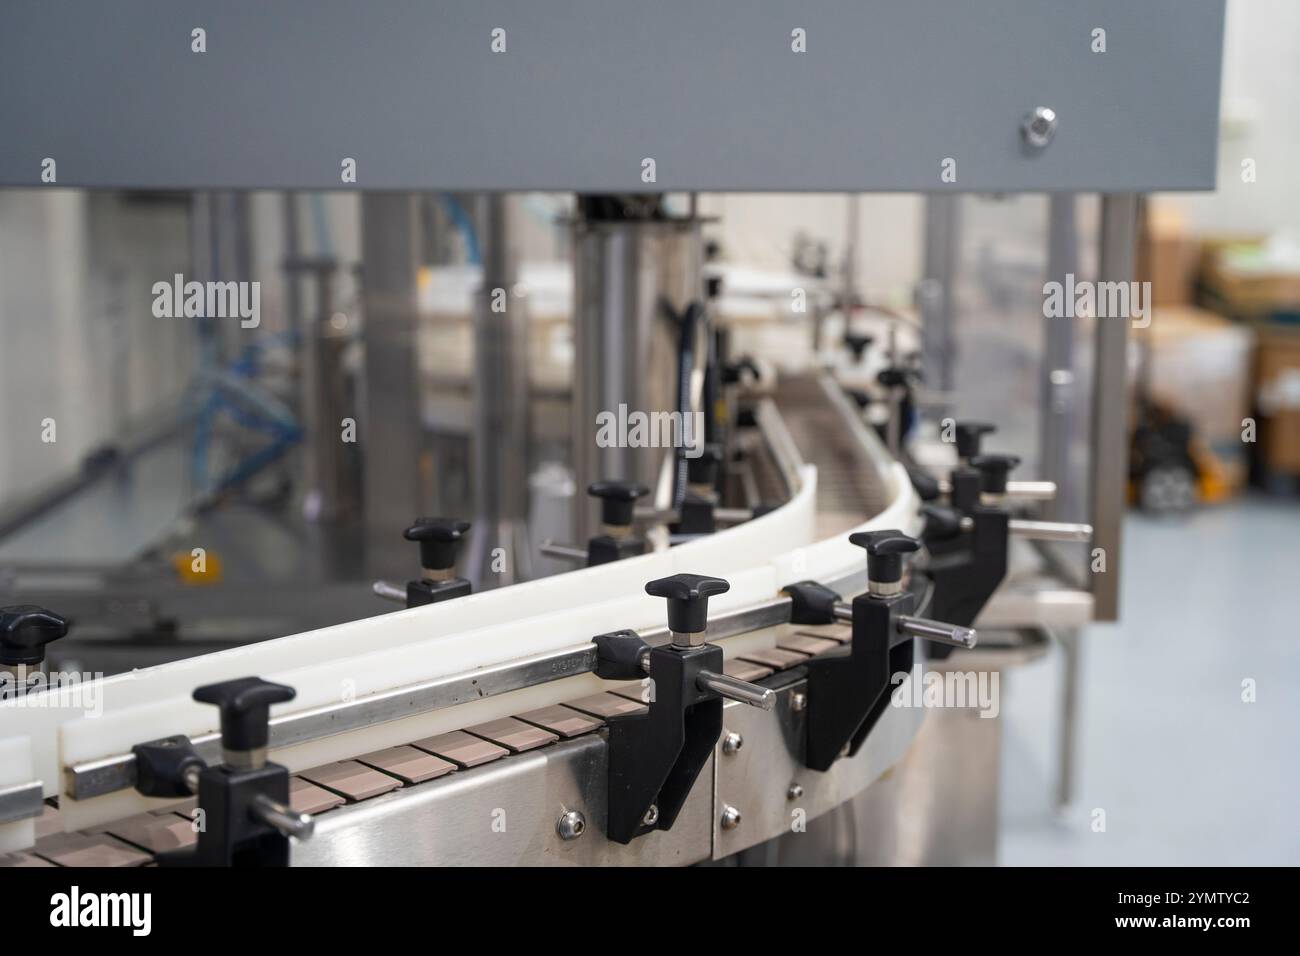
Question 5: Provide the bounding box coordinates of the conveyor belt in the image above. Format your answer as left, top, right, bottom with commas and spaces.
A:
768, 374, 892, 533
2, 622, 852, 867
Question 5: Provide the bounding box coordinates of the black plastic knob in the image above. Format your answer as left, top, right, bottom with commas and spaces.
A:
0, 605, 68, 666
645, 573, 730, 634
847, 529, 920, 585
722, 356, 760, 386
877, 366, 909, 388
844, 387, 872, 411
905, 463, 941, 502
955, 421, 996, 459
588, 480, 649, 527
193, 677, 296, 753
844, 333, 874, 362
921, 504, 964, 541
969, 454, 1021, 494
403, 517, 471, 572
686, 443, 722, 487
705, 275, 724, 299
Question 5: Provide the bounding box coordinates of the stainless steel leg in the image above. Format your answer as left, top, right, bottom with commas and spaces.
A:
1040, 193, 1079, 522
1055, 627, 1081, 811
1089, 194, 1138, 621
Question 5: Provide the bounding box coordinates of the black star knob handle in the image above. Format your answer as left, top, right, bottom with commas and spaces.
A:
848, 529, 920, 586
844, 333, 874, 362
921, 504, 965, 541
955, 421, 996, 460
969, 454, 1021, 494
0, 605, 68, 666
645, 573, 730, 637
905, 463, 941, 502
403, 517, 471, 574
193, 677, 296, 754
588, 480, 649, 528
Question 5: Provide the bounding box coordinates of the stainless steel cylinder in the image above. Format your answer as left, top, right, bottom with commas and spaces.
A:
571, 204, 703, 542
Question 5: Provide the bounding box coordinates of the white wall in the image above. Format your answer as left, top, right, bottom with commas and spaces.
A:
700, 192, 923, 303
1157, 0, 1300, 235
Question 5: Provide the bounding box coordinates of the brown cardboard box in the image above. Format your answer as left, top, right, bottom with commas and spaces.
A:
1138, 203, 1199, 307
1140, 307, 1254, 490
1254, 325, 1300, 475
1199, 236, 1300, 321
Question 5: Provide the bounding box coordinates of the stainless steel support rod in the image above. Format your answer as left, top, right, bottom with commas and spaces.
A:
372, 581, 406, 603
1008, 519, 1093, 543
896, 615, 978, 649
1005, 480, 1058, 501
539, 541, 589, 562
696, 670, 776, 711
251, 793, 315, 840
936, 478, 1058, 501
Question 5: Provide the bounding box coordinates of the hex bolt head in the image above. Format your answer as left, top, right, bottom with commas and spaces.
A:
556, 810, 586, 841
787, 783, 804, 801
722, 731, 744, 755
642, 804, 660, 827
720, 805, 742, 830
1022, 106, 1058, 148
791, 692, 807, 713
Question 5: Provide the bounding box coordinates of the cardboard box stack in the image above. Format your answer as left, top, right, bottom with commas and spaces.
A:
1253, 325, 1300, 477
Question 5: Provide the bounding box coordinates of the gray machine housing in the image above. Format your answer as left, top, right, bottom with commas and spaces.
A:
0, 0, 1224, 192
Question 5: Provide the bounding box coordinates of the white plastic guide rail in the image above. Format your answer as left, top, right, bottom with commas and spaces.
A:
1, 399, 920, 845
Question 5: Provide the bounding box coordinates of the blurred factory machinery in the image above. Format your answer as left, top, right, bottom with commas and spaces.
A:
0, 1, 1225, 867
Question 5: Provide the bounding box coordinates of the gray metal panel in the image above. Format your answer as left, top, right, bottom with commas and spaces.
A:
0, 1, 1224, 191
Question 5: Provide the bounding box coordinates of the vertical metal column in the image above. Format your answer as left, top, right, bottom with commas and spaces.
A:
919, 195, 961, 394
1055, 627, 1082, 810
467, 194, 532, 587
571, 202, 702, 542
297, 260, 360, 524
841, 193, 859, 327
1040, 194, 1080, 522
360, 194, 425, 581
1089, 194, 1138, 621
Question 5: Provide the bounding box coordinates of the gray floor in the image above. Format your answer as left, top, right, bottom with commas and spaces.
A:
998, 494, 1300, 865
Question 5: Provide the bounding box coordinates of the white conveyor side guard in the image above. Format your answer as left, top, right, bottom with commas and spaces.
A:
2, 460, 920, 838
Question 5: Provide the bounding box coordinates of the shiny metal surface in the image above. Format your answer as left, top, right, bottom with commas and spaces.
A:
292, 734, 714, 866
0, 780, 44, 824
712, 672, 925, 860
65, 589, 817, 801
1021, 106, 1059, 148
556, 809, 586, 840
897, 615, 978, 649
698, 671, 775, 711
936, 478, 1058, 501
1006, 480, 1058, 501
975, 584, 1094, 631
371, 581, 406, 603
1089, 194, 1138, 620
571, 211, 703, 540
291, 666, 930, 865
251, 793, 315, 840
359, 195, 426, 582
1008, 519, 1093, 543
467, 194, 533, 586
539, 541, 588, 563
